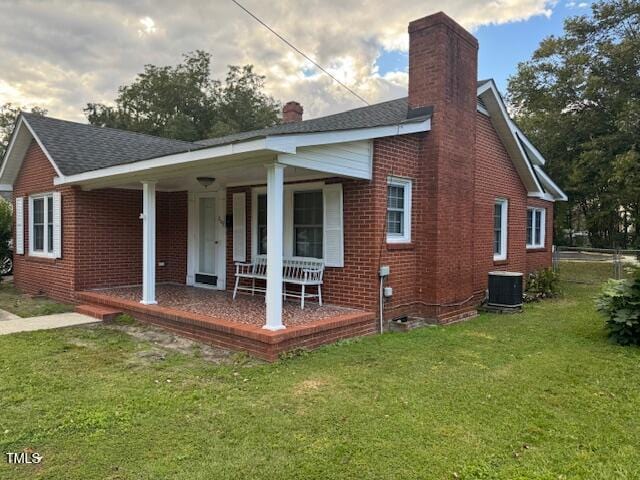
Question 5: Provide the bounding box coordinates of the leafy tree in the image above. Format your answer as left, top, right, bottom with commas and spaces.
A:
0, 103, 47, 160
85, 51, 281, 142
507, 0, 640, 248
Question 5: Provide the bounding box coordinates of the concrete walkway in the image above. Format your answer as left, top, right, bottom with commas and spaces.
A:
0, 312, 99, 335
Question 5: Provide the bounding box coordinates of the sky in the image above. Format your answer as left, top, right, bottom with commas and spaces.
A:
0, 0, 592, 123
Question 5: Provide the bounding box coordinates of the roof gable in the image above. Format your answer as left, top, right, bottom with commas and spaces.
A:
477, 80, 565, 201
19, 113, 197, 176
0, 115, 63, 187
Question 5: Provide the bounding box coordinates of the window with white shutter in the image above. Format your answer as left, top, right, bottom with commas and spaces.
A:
52, 191, 62, 258
15, 197, 24, 255
322, 183, 344, 267
28, 192, 59, 258
232, 192, 246, 262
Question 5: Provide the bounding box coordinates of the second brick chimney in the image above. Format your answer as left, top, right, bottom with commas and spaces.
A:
282, 101, 303, 123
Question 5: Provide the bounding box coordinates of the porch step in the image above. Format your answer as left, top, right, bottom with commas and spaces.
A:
75, 304, 123, 322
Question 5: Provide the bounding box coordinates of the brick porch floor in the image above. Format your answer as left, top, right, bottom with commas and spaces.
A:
76, 284, 376, 361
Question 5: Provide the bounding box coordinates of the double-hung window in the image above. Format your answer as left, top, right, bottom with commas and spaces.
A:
386, 177, 412, 243
29, 193, 55, 257
256, 194, 268, 255
255, 190, 324, 259
526, 207, 546, 248
293, 191, 323, 258
494, 198, 508, 261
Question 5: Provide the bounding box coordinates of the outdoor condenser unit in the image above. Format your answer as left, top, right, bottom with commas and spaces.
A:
487, 271, 523, 309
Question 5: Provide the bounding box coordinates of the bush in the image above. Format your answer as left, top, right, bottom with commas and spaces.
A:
525, 268, 560, 302
596, 266, 640, 345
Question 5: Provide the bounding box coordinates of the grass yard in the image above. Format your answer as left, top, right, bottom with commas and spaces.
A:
0, 281, 74, 318
1, 263, 639, 479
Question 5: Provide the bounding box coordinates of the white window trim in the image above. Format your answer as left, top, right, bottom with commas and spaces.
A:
494, 198, 508, 261
526, 207, 546, 249
251, 181, 326, 260
386, 176, 412, 244
28, 192, 55, 258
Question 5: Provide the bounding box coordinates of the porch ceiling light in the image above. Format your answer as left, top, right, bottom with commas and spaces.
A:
197, 176, 216, 188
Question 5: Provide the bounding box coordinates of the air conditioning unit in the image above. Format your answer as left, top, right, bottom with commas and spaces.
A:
488, 271, 523, 310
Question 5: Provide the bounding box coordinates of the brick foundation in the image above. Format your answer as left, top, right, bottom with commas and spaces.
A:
77, 290, 376, 361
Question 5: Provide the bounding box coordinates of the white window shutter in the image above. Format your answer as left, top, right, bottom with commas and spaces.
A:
323, 183, 344, 267
52, 191, 62, 258
284, 190, 294, 257
15, 196, 24, 255
232, 192, 246, 262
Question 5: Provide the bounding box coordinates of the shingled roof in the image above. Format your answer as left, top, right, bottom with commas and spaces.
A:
196, 97, 425, 147
20, 113, 198, 176
3, 80, 498, 177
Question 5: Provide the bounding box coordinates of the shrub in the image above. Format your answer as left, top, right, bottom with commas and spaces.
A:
525, 268, 560, 302
596, 266, 640, 345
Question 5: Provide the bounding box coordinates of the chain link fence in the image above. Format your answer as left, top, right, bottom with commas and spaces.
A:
553, 246, 640, 284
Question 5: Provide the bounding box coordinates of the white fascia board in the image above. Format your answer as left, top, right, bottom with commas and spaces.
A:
478, 81, 546, 166
54, 137, 288, 186
268, 119, 431, 149
0, 184, 13, 191
0, 117, 25, 182
527, 191, 557, 202
478, 80, 545, 195
515, 129, 546, 166
534, 165, 568, 201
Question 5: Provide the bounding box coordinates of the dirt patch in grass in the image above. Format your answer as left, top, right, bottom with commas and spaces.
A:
0, 280, 74, 318
106, 317, 256, 365
292, 378, 331, 395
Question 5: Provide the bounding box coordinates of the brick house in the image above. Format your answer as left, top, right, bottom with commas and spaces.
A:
0, 12, 565, 360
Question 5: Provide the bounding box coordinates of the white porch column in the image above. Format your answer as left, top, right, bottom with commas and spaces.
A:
264, 163, 286, 330
141, 181, 157, 305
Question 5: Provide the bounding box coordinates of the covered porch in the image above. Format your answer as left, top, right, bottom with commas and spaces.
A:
77, 284, 375, 361
55, 129, 381, 354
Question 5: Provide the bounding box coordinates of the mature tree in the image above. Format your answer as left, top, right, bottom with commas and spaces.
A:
85, 51, 281, 142
0, 103, 47, 160
507, 0, 640, 248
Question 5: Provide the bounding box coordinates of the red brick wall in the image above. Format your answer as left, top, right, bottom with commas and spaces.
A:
73, 189, 187, 290
409, 12, 479, 320
525, 197, 554, 274
13, 142, 76, 301
73, 188, 142, 290
13, 141, 187, 301
156, 191, 188, 284
473, 113, 554, 294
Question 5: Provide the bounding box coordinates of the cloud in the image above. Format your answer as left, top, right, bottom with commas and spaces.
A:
0, 0, 557, 122
566, 1, 589, 8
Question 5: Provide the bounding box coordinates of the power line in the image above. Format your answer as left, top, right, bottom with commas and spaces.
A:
229, 0, 370, 106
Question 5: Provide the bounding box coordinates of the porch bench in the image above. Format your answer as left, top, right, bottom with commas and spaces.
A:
233, 256, 324, 309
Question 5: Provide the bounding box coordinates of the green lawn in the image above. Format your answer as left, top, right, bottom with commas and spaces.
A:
1, 263, 639, 479
0, 281, 74, 318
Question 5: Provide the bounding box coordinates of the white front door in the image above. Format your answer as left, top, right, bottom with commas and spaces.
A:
197, 196, 217, 284
188, 191, 226, 289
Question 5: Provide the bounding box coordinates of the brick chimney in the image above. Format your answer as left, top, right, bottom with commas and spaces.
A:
409, 12, 479, 321
282, 101, 303, 123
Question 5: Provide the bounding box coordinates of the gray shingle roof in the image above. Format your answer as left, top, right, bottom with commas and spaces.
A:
196, 97, 426, 147
21, 113, 197, 176
20, 81, 489, 176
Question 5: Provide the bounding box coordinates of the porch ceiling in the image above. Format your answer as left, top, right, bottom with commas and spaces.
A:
114, 163, 331, 192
